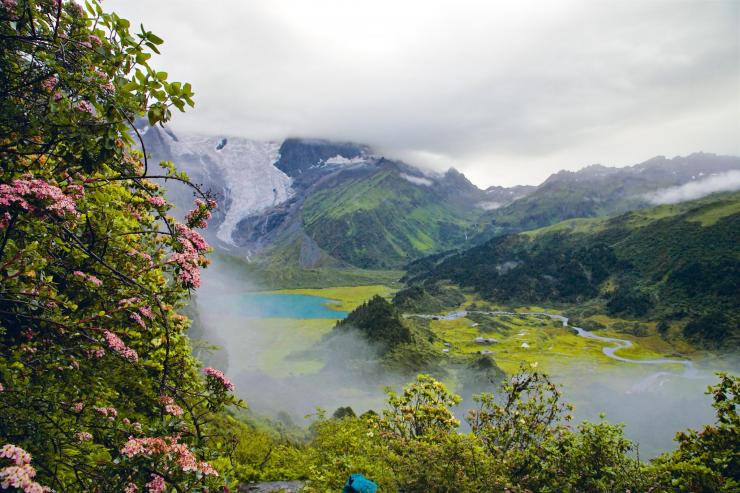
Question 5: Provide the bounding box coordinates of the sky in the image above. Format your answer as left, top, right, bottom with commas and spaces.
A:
107, 0, 740, 187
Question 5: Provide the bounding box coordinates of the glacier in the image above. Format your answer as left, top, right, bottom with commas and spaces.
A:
162, 133, 294, 245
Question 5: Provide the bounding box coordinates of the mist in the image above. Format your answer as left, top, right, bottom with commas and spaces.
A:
183, 254, 736, 457
646, 170, 740, 204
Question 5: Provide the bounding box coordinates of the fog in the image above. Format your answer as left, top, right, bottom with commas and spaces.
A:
187, 254, 734, 457
647, 170, 740, 204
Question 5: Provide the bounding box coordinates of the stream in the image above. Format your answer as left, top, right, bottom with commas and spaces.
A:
413, 309, 698, 383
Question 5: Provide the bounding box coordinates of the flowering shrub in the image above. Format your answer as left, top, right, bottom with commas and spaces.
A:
0, 1, 237, 490
0, 444, 48, 492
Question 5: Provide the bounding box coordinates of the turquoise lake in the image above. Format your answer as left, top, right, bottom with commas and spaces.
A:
209, 293, 348, 319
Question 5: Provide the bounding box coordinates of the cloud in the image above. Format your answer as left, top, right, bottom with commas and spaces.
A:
400, 173, 433, 186
646, 170, 740, 205
106, 0, 740, 186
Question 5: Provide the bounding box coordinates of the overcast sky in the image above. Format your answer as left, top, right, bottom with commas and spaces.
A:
107, 0, 739, 186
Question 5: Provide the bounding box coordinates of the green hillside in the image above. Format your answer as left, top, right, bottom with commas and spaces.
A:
402, 192, 740, 347
301, 164, 483, 269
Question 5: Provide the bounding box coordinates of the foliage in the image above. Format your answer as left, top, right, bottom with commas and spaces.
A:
334, 296, 413, 350
380, 374, 461, 440
649, 373, 740, 492
301, 369, 740, 493
0, 1, 236, 490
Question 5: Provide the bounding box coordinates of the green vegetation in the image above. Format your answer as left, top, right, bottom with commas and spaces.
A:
291, 370, 740, 492
0, 2, 235, 490
301, 165, 482, 268
334, 296, 414, 349
403, 192, 740, 348
219, 248, 404, 290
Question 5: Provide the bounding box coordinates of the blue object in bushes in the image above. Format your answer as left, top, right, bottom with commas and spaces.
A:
342, 473, 378, 493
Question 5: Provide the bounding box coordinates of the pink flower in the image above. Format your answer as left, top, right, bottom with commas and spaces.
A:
0, 445, 31, 466
175, 223, 209, 252
0, 383, 4, 392
147, 196, 166, 207
203, 367, 235, 392
138, 306, 154, 320
41, 76, 57, 92
130, 312, 146, 330
0, 212, 10, 229
103, 331, 138, 362
159, 396, 184, 417
102, 81, 115, 93
88, 34, 102, 48
146, 474, 165, 493
76, 100, 94, 114
72, 271, 102, 286
0, 178, 79, 218
75, 432, 92, 442
125, 483, 138, 493
184, 198, 216, 229
65, 184, 84, 199
72, 402, 84, 413
121, 436, 218, 478
1, 0, 17, 12
94, 406, 118, 420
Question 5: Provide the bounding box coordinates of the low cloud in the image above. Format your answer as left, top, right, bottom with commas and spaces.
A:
107, 0, 740, 186
400, 173, 433, 186
647, 170, 740, 204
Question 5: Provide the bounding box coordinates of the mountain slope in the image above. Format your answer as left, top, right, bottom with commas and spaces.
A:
141, 127, 492, 272
300, 161, 484, 268
403, 192, 740, 347
479, 153, 740, 238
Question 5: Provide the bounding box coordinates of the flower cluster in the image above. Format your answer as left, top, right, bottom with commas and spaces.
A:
1, 0, 17, 12
103, 330, 138, 362
130, 311, 147, 330
120, 435, 218, 477
138, 306, 154, 320
175, 223, 209, 252
41, 76, 57, 92
145, 474, 165, 493
0, 178, 80, 219
169, 224, 210, 289
203, 367, 234, 392
159, 396, 184, 417
72, 271, 103, 286
147, 196, 166, 208
0, 444, 48, 493
94, 406, 118, 420
75, 432, 92, 442
184, 198, 217, 229
75, 100, 94, 114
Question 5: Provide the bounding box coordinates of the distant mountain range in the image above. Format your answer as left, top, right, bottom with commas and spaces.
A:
139, 123, 740, 274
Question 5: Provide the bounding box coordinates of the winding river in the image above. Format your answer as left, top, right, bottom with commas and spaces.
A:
413, 309, 697, 379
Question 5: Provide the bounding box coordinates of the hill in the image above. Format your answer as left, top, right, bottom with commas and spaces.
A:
402, 192, 740, 347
